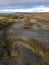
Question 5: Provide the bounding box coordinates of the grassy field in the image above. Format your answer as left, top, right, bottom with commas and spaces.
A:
0, 13, 49, 65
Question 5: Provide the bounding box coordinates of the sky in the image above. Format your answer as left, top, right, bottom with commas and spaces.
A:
0, 0, 49, 13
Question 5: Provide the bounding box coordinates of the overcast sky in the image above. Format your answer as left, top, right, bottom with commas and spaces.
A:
0, 0, 49, 13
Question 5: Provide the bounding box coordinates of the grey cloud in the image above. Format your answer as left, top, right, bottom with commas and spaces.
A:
0, 0, 49, 8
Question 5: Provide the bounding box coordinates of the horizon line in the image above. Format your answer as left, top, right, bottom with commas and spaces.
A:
0, 7, 49, 13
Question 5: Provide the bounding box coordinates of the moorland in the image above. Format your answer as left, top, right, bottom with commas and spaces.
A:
0, 12, 49, 65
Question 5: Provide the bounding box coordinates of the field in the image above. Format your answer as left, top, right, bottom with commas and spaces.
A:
0, 12, 49, 65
